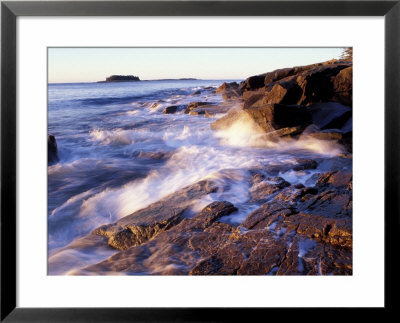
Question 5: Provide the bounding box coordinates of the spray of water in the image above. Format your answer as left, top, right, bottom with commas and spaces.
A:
215, 112, 344, 157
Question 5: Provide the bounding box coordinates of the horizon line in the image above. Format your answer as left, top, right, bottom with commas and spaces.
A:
48, 78, 243, 84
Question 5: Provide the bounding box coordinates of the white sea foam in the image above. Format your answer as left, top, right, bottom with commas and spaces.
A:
215, 112, 344, 156
48, 245, 117, 275
78, 146, 258, 220
126, 110, 139, 115
89, 128, 136, 145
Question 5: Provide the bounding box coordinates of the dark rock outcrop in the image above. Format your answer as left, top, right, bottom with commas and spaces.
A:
264, 76, 304, 105
333, 66, 352, 106
211, 103, 311, 134
211, 59, 352, 144
186, 102, 209, 110
137, 151, 171, 160
163, 106, 179, 114
216, 82, 242, 100
239, 74, 267, 92
307, 102, 351, 130
186, 102, 233, 117
48, 135, 59, 165
240, 60, 352, 107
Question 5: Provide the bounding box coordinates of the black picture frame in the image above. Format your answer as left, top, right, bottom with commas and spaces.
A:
1, 0, 399, 321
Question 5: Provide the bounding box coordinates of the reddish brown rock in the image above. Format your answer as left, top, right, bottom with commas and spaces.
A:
264, 76, 303, 105
333, 66, 352, 106
239, 60, 351, 108
295, 64, 350, 106
210, 103, 311, 135
83, 170, 352, 275
239, 74, 266, 92
186, 102, 209, 110
189, 110, 206, 116
315, 170, 352, 188
307, 131, 343, 141
91, 179, 219, 250
216, 82, 241, 100
249, 176, 291, 203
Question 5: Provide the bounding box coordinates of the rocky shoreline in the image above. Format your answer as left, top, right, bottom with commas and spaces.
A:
49, 59, 352, 275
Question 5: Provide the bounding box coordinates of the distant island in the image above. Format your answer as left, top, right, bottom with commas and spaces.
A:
99, 75, 140, 83
98, 76, 199, 83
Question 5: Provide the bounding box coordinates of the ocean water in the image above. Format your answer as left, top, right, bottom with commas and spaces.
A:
48, 79, 349, 274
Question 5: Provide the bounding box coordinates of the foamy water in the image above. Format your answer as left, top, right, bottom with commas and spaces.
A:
48, 80, 349, 274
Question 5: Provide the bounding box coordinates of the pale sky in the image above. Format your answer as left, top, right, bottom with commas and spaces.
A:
48, 47, 344, 83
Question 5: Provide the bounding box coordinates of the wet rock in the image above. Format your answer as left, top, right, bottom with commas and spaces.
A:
316, 170, 352, 188
210, 110, 254, 131
48, 135, 59, 165
262, 126, 305, 141
292, 158, 318, 171
341, 116, 352, 135
85, 171, 352, 275
287, 213, 352, 249
264, 158, 318, 175
250, 176, 291, 203
188, 201, 238, 230
291, 170, 353, 219
93, 211, 184, 251
210, 103, 311, 135
250, 171, 267, 185
191, 102, 232, 117
300, 190, 352, 219
307, 131, 343, 141
236, 231, 289, 275
163, 106, 178, 114
204, 111, 213, 118
247, 103, 312, 129
189, 256, 224, 275
86, 201, 238, 275
137, 151, 171, 160
212, 61, 352, 153
189, 110, 206, 116
241, 202, 295, 230
91, 179, 219, 250
321, 111, 352, 131
307, 102, 351, 130
90, 173, 351, 273
187, 102, 209, 110
243, 169, 352, 234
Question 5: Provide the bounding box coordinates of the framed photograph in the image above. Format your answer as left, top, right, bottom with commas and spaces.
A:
1, 0, 398, 321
